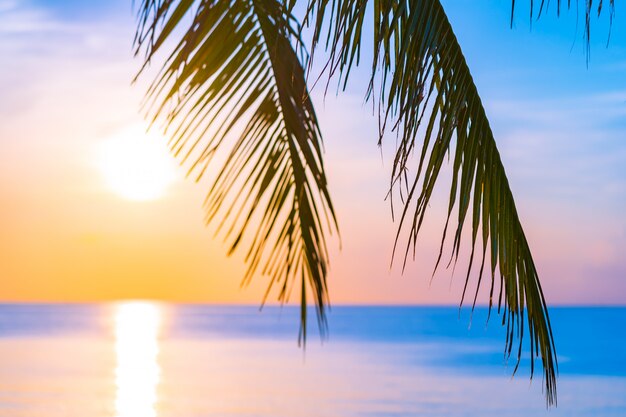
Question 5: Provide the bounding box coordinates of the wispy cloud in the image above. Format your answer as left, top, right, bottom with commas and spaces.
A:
0, 0, 132, 59
488, 92, 626, 129
0, 0, 74, 34
601, 60, 626, 73
484, 91, 626, 205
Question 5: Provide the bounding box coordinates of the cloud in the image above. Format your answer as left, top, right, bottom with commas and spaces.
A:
0, 1, 74, 34
482, 92, 626, 209
0, 0, 131, 61
488, 92, 626, 130
601, 60, 626, 73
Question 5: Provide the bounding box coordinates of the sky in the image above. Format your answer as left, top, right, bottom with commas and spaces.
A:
0, 0, 624, 305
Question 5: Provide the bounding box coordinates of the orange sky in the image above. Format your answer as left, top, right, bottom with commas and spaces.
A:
0, 0, 625, 305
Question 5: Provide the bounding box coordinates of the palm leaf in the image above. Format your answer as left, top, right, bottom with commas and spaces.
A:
133, 0, 339, 343
305, 0, 558, 405
133, 0, 562, 406
511, 0, 615, 60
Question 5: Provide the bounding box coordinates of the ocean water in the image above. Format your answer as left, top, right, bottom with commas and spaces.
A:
0, 304, 624, 416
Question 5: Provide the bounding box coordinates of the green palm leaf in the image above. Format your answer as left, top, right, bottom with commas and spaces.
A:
305, 0, 557, 405
511, 0, 615, 61
134, 0, 339, 343
128, 0, 595, 407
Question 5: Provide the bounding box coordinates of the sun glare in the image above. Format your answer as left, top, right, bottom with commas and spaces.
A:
97, 126, 177, 201
114, 302, 161, 417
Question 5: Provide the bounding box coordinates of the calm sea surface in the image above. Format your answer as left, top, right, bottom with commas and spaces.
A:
0, 304, 624, 416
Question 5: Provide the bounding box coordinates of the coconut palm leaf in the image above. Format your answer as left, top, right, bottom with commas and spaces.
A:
511, 0, 615, 60
304, 0, 558, 405
132, 0, 571, 406
133, 0, 339, 343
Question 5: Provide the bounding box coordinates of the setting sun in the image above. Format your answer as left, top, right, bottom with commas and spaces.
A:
97, 125, 178, 201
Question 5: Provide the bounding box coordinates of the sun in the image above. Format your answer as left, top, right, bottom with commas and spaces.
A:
97, 125, 178, 201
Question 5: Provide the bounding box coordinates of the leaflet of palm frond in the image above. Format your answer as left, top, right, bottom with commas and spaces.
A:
510, 0, 615, 59
134, 0, 339, 344
304, 0, 557, 406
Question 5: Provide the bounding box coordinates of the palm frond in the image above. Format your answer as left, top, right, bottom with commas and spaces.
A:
511, 0, 616, 59
133, 0, 338, 343
305, 0, 558, 405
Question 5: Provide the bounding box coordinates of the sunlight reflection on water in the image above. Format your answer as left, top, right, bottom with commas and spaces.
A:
114, 302, 161, 417
0, 305, 624, 416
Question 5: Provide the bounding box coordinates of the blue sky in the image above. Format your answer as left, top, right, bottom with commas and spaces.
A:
0, 0, 624, 304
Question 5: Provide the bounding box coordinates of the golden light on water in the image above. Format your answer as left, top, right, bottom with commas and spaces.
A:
114, 302, 161, 417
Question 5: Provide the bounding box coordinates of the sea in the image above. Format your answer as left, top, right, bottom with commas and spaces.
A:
0, 304, 624, 417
